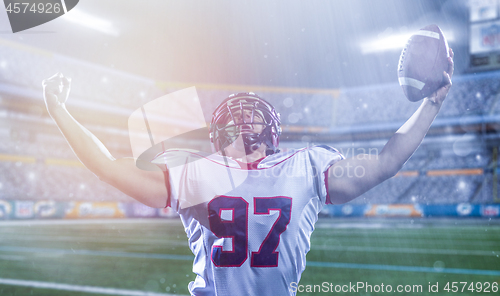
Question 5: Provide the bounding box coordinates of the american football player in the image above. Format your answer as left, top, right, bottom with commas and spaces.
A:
42, 49, 453, 296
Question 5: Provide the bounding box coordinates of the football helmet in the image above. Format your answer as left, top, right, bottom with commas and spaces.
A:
210, 93, 281, 156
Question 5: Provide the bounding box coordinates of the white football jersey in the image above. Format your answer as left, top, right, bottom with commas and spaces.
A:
152, 145, 343, 296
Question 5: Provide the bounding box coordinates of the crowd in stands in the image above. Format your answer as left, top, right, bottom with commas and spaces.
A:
1, 134, 496, 205
0, 40, 499, 205
350, 151, 493, 205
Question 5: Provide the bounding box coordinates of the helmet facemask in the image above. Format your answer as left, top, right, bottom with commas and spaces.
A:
210, 94, 281, 157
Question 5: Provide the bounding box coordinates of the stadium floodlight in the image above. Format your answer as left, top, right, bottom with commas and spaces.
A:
63, 9, 119, 36
360, 30, 454, 54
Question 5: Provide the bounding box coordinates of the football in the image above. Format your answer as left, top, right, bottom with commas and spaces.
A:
398, 24, 450, 102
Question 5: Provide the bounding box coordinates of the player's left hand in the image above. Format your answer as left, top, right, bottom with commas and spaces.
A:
427, 48, 454, 106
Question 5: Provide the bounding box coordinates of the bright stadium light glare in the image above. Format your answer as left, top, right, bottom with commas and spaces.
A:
360, 30, 455, 54
458, 180, 467, 190
63, 9, 119, 36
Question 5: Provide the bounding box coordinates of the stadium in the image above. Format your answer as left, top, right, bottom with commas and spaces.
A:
0, 0, 499, 295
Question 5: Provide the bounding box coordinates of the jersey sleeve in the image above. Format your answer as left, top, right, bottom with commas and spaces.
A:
151, 149, 206, 211
307, 145, 344, 205
152, 149, 240, 212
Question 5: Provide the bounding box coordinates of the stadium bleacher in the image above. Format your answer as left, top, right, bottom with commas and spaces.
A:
0, 39, 499, 210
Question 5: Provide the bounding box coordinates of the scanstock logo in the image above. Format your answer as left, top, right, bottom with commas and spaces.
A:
4, 0, 79, 33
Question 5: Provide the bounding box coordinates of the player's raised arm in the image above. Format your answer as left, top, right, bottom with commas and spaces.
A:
42, 73, 168, 208
328, 49, 454, 204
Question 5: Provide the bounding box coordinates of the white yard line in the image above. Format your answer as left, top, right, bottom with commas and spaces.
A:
0, 246, 194, 261
311, 245, 499, 256
0, 234, 188, 247
0, 219, 177, 227
0, 278, 186, 296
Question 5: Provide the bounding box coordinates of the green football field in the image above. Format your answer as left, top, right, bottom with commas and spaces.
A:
0, 218, 498, 296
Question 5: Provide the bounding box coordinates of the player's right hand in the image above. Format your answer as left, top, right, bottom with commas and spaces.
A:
42, 73, 71, 112
427, 48, 454, 106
